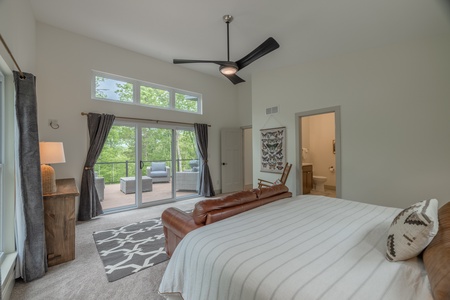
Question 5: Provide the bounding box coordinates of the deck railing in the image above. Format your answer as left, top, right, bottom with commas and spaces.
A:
95, 159, 198, 184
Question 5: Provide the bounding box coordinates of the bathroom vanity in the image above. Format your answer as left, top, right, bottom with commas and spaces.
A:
302, 164, 313, 194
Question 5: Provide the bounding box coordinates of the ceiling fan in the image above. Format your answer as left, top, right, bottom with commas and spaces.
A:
173, 15, 280, 85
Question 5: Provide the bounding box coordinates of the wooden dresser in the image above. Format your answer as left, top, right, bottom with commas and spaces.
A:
43, 178, 79, 267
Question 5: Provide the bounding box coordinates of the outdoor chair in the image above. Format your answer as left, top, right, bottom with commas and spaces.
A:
146, 162, 170, 183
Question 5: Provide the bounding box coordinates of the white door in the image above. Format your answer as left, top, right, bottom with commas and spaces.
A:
221, 128, 243, 193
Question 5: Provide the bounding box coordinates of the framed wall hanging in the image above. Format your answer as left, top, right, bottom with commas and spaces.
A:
260, 126, 286, 173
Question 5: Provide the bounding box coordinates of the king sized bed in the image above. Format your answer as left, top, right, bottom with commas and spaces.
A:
159, 195, 450, 300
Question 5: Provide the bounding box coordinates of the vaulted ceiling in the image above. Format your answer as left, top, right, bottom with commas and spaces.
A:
30, 0, 450, 82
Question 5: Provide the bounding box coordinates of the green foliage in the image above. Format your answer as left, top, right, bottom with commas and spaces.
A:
96, 125, 198, 184
141, 86, 170, 107
175, 93, 198, 112
176, 130, 197, 170
96, 125, 136, 183
95, 74, 199, 112
115, 82, 133, 102
95, 76, 107, 98
114, 81, 198, 112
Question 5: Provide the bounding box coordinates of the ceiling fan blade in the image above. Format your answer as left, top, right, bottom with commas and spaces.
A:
173, 59, 231, 66
235, 37, 280, 70
223, 73, 246, 85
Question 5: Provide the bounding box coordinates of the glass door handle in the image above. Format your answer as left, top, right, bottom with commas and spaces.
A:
140, 161, 144, 169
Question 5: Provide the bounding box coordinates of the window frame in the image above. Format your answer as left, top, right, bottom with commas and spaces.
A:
0, 56, 18, 296
91, 70, 203, 114
0, 69, 4, 263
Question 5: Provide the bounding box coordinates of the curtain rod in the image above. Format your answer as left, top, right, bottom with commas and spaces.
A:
81, 112, 211, 127
0, 33, 25, 79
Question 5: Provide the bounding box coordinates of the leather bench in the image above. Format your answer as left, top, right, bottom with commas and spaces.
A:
162, 184, 292, 257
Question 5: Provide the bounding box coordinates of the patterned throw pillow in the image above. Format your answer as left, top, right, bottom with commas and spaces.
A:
386, 199, 439, 262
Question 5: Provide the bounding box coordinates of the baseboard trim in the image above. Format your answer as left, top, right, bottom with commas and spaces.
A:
1, 252, 17, 300
324, 185, 336, 190
244, 184, 253, 191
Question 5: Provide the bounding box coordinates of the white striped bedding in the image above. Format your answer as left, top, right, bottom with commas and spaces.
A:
159, 195, 433, 300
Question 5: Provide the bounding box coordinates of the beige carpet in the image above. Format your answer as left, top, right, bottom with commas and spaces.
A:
10, 197, 200, 300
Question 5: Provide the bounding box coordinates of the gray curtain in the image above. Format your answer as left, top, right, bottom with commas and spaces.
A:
194, 123, 215, 197
78, 113, 115, 221
14, 71, 47, 281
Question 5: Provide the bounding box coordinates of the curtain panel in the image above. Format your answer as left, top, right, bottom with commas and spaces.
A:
194, 123, 215, 197
78, 113, 115, 221
14, 71, 47, 281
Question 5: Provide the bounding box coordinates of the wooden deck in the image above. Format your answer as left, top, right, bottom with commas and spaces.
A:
100, 181, 196, 210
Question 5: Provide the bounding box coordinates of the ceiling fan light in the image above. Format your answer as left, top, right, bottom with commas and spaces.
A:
220, 65, 238, 75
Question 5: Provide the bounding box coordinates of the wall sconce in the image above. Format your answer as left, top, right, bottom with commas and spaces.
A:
40, 142, 66, 194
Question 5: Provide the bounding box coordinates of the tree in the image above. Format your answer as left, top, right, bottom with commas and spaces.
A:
95, 76, 107, 98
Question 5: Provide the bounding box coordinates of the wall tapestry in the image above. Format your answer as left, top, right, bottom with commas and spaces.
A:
260, 127, 286, 173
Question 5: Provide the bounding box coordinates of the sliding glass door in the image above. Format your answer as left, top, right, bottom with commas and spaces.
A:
95, 121, 199, 212
95, 123, 136, 211
175, 129, 199, 197
141, 127, 173, 204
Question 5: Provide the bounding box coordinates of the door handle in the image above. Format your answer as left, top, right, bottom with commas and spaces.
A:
140, 161, 144, 169
222, 162, 227, 166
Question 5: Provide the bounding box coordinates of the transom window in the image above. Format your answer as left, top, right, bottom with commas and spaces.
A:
92, 71, 202, 114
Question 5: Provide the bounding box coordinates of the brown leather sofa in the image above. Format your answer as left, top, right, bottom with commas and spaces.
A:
161, 184, 292, 257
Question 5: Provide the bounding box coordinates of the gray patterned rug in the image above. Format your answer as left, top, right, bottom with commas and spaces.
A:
93, 217, 168, 282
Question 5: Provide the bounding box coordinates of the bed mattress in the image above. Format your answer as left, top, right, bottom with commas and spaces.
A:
159, 195, 433, 300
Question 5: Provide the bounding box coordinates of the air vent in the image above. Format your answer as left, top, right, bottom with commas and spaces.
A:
265, 106, 279, 115
272, 106, 279, 114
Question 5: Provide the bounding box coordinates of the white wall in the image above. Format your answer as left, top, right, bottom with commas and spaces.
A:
237, 82, 252, 126
35, 23, 239, 215
252, 35, 450, 209
0, 0, 36, 74
238, 82, 253, 188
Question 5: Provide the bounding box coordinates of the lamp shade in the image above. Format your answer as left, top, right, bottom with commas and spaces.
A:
39, 142, 66, 164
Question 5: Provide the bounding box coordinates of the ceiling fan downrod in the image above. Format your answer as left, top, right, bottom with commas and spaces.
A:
223, 15, 233, 61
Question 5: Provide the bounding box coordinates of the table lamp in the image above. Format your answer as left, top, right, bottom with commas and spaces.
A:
40, 142, 66, 194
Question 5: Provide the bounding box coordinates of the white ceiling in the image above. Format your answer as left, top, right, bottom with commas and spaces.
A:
29, 0, 450, 83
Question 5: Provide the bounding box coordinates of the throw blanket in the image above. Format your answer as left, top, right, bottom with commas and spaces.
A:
159, 195, 433, 300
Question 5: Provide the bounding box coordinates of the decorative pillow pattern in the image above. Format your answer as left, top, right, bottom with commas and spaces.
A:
386, 199, 439, 262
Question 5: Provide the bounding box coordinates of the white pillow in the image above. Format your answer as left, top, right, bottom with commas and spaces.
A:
386, 199, 439, 262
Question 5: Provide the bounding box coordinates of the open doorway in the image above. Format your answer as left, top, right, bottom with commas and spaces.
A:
296, 106, 341, 198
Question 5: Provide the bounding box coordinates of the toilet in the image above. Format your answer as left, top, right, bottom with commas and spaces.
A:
313, 176, 327, 192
